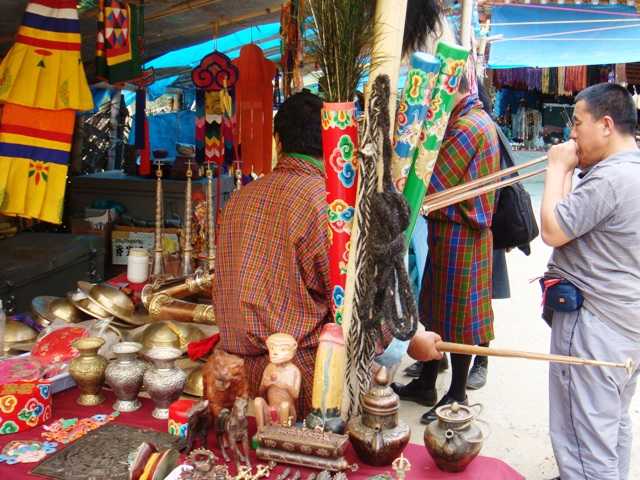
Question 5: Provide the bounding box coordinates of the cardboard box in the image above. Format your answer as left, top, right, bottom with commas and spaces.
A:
111, 226, 180, 265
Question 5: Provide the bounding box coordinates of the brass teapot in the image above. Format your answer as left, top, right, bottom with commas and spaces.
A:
347, 367, 410, 466
424, 402, 489, 472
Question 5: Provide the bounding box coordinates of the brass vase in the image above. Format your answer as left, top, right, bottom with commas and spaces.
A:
105, 342, 146, 412
143, 347, 187, 419
69, 337, 108, 406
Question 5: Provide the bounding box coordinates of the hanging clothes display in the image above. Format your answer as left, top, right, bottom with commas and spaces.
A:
0, 0, 93, 224
615, 63, 627, 84
233, 44, 276, 175
280, 0, 304, 98
557, 67, 566, 96
96, 0, 144, 84
549, 67, 558, 96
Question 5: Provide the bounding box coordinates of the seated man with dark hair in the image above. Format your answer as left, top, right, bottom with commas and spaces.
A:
213, 91, 443, 419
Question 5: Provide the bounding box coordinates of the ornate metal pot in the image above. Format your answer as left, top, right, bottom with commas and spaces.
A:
424, 402, 489, 472
347, 367, 410, 466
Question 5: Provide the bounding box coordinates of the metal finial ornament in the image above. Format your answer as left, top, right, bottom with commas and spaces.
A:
234, 163, 243, 191
392, 454, 411, 480
206, 164, 215, 271
182, 158, 194, 276
152, 160, 165, 278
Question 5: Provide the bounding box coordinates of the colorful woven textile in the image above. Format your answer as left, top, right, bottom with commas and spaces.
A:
420, 96, 500, 345
0, 0, 92, 110
96, 0, 143, 84
213, 155, 331, 416
0, 104, 74, 224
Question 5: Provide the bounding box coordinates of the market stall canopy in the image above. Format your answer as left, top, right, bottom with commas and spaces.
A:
488, 3, 640, 68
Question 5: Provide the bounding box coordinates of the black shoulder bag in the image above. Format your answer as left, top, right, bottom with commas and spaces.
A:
490, 127, 539, 255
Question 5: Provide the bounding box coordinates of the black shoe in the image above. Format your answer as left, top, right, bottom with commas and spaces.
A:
391, 380, 437, 406
466, 363, 487, 390
438, 354, 449, 373
420, 393, 468, 425
403, 361, 423, 378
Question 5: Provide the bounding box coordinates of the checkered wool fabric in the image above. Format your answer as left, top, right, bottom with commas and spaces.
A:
420, 95, 500, 345
213, 155, 331, 417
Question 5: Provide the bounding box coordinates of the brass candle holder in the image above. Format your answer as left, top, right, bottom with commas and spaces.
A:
152, 161, 166, 279
182, 158, 194, 276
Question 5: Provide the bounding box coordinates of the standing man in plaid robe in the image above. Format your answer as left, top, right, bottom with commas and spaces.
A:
393, 75, 500, 424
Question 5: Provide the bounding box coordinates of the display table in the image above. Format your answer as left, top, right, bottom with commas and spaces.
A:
0, 388, 523, 479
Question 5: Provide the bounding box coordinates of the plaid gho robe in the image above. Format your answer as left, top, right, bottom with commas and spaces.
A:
213, 155, 331, 417
420, 95, 500, 344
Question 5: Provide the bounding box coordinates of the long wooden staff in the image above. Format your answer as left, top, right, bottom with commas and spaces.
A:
424, 155, 547, 204
423, 166, 546, 213
436, 341, 635, 376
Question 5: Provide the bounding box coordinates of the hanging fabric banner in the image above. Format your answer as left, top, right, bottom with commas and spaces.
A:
234, 44, 276, 175
0, 0, 93, 224
403, 41, 469, 240
195, 89, 205, 164
96, 0, 144, 84
204, 91, 223, 165
0, 104, 75, 224
390, 52, 441, 194
0, 0, 93, 110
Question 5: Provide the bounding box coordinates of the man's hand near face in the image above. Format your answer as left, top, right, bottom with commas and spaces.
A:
541, 141, 577, 247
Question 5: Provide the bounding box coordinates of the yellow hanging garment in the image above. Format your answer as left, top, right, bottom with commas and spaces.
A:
0, 103, 75, 224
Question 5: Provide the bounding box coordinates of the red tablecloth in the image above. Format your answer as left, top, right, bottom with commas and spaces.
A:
0, 388, 524, 479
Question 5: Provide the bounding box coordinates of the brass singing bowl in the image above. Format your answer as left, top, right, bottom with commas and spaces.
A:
4, 319, 38, 352
88, 284, 136, 324
134, 321, 205, 353
183, 365, 204, 397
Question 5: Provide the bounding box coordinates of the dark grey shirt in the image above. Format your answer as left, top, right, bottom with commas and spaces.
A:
548, 149, 640, 341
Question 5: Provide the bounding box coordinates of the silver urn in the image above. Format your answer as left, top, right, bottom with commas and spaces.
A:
143, 346, 187, 419
105, 342, 146, 412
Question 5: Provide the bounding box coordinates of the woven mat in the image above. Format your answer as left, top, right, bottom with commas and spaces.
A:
32, 423, 179, 480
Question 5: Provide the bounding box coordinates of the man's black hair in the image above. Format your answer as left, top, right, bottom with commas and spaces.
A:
575, 83, 637, 136
274, 90, 323, 157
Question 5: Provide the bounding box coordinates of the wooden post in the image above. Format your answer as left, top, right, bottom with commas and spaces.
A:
460, 0, 473, 49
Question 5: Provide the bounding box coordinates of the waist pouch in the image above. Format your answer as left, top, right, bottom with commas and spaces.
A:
539, 276, 584, 312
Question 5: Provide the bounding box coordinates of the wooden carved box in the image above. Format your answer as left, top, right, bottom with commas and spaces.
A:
255, 425, 348, 459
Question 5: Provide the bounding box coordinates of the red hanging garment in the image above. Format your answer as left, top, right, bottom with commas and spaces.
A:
233, 44, 276, 175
